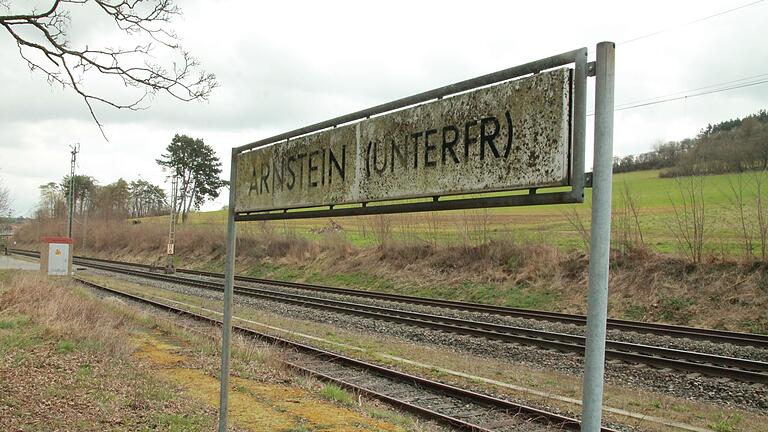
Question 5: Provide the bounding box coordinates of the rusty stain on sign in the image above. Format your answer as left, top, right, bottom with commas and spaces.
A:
235, 67, 572, 213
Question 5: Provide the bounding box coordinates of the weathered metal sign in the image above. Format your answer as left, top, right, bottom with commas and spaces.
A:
235, 67, 572, 213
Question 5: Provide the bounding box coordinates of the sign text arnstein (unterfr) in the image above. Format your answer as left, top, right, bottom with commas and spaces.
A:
235, 67, 573, 213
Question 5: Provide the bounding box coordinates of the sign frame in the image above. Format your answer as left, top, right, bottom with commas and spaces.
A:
217, 44, 615, 432
232, 48, 588, 221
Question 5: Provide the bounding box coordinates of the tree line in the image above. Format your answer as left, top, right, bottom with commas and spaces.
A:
613, 109, 768, 177
36, 134, 226, 223
38, 177, 169, 221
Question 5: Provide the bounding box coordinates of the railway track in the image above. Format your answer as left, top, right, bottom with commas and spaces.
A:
12, 248, 768, 349
22, 250, 766, 384
74, 277, 618, 432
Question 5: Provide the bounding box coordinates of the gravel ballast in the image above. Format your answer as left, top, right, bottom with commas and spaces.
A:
82, 267, 768, 413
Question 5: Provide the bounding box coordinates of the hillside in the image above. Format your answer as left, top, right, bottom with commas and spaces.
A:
142, 169, 768, 256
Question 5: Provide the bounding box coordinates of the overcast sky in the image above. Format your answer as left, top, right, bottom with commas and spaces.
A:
1, 0, 767, 216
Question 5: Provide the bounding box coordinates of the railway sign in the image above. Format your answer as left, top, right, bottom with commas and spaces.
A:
235, 68, 572, 213
219, 44, 615, 432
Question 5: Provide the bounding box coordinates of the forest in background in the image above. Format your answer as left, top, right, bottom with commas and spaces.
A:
32, 134, 226, 226
613, 109, 768, 176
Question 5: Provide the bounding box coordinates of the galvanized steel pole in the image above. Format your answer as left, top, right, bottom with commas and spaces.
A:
218, 149, 238, 432
67, 143, 79, 239
581, 41, 615, 431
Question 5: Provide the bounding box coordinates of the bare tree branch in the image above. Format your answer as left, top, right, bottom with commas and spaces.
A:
0, 177, 11, 221
0, 0, 218, 139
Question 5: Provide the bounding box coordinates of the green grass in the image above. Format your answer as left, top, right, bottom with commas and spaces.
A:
320, 383, 353, 406
0, 315, 36, 365
366, 408, 415, 428
145, 413, 209, 432
502, 285, 558, 309
624, 304, 648, 321
56, 339, 76, 353
145, 169, 768, 256
306, 271, 396, 292
657, 296, 696, 323
741, 318, 768, 335
76, 364, 93, 379
708, 413, 744, 432
0, 315, 29, 330
241, 264, 559, 310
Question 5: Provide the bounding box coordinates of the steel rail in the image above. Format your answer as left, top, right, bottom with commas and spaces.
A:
13, 249, 768, 348
73, 277, 616, 432
184, 268, 768, 348
59, 250, 768, 348
72, 258, 768, 384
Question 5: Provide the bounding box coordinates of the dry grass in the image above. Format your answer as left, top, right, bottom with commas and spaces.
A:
0, 272, 224, 431
13, 216, 768, 332
0, 272, 136, 357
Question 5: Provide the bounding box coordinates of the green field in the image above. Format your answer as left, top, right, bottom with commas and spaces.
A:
145, 169, 768, 256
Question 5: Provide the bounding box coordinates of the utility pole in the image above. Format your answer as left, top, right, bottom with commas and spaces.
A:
165, 175, 177, 274
83, 205, 88, 255
67, 143, 80, 239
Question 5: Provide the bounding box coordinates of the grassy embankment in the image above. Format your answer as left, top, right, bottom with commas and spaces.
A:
0, 271, 424, 432
14, 169, 768, 333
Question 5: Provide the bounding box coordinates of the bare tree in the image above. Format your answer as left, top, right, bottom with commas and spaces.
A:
724, 173, 754, 260
754, 169, 768, 262
424, 211, 440, 247
668, 175, 706, 264
563, 206, 590, 254
0, 0, 217, 137
459, 209, 491, 246
613, 182, 644, 255
0, 178, 10, 217
370, 215, 392, 248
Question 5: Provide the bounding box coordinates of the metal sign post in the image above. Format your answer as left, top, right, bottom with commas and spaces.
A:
217, 43, 614, 431
218, 149, 238, 432
582, 41, 616, 432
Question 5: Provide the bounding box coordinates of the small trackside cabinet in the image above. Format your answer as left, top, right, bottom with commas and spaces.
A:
40, 236, 73, 276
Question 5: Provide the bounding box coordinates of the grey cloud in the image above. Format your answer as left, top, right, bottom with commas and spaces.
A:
2, 0, 768, 216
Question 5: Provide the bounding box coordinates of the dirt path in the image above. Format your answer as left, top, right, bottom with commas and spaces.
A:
133, 331, 405, 432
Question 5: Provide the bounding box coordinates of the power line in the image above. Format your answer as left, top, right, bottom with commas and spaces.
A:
614, 72, 768, 109
615, 78, 768, 112
619, 0, 765, 45
586, 77, 768, 116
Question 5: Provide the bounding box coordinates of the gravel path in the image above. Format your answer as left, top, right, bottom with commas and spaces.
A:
83, 267, 768, 413
0, 255, 39, 270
